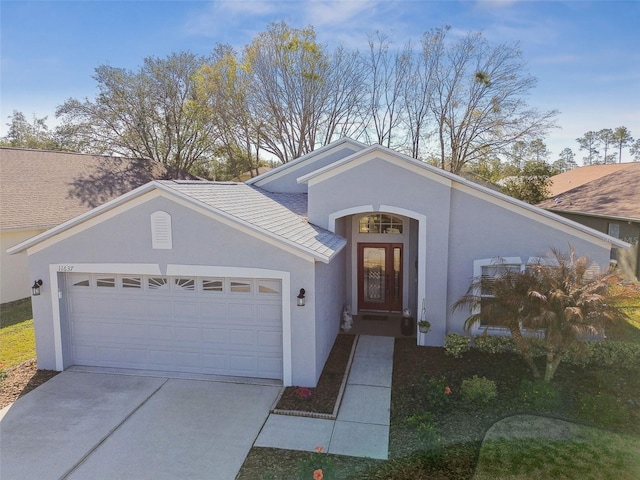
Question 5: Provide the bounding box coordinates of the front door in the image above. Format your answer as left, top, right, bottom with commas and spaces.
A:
358, 243, 402, 312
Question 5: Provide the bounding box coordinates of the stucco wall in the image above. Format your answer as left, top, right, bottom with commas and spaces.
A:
305, 154, 615, 345
1, 229, 44, 303
314, 248, 346, 379
446, 187, 614, 334
306, 156, 453, 346
26, 194, 319, 385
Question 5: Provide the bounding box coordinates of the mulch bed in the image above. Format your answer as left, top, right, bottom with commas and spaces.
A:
273, 333, 355, 415
0, 359, 59, 410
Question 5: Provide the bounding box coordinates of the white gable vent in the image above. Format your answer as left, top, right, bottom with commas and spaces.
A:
150, 211, 172, 249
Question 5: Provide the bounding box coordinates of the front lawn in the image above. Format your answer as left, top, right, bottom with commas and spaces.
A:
0, 298, 35, 368
239, 296, 640, 479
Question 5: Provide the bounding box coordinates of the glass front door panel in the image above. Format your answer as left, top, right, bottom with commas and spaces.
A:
358, 243, 402, 312
363, 247, 386, 305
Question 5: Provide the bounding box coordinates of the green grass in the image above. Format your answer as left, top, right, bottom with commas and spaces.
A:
474, 423, 640, 480
0, 299, 35, 368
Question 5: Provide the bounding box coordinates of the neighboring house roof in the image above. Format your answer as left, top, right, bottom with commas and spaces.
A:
539, 163, 640, 222
548, 163, 636, 197
8, 180, 346, 263
0, 147, 194, 231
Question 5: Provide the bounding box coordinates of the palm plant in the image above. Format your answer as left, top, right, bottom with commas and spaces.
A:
454, 247, 628, 381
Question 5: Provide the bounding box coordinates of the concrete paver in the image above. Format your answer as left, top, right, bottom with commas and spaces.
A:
0, 372, 167, 480
255, 414, 335, 452
0, 372, 280, 480
254, 334, 394, 460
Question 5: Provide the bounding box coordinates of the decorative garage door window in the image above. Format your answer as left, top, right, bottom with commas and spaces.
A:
359, 213, 403, 234
122, 277, 142, 289
148, 277, 169, 290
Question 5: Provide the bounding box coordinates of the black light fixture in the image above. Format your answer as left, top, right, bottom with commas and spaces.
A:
32, 279, 43, 296
297, 288, 306, 307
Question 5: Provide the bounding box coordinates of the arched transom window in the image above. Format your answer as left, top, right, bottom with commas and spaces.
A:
359, 213, 404, 234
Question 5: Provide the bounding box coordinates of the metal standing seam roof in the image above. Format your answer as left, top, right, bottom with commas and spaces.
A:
158, 181, 346, 260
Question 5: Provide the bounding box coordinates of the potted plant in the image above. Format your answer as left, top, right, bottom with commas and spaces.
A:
418, 320, 431, 334
400, 308, 414, 336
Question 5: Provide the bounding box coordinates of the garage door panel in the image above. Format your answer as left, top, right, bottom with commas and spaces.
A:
258, 331, 282, 347
201, 327, 228, 344
257, 305, 282, 323
228, 303, 254, 321
66, 273, 283, 380
228, 328, 257, 346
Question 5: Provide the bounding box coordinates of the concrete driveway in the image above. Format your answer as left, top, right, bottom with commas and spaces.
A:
0, 371, 280, 480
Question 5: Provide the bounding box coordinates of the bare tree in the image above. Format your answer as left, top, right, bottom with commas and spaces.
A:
364, 32, 411, 149
56, 52, 219, 174
427, 28, 557, 173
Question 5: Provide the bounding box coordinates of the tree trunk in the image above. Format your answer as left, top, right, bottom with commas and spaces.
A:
544, 351, 564, 382
509, 326, 541, 379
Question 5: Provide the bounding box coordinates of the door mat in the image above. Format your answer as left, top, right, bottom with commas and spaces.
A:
362, 314, 388, 321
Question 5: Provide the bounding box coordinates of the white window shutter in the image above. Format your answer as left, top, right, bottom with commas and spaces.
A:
151, 211, 172, 249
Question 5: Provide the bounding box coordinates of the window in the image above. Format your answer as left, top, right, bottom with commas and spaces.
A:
230, 279, 252, 293
359, 214, 403, 234
473, 257, 524, 329
202, 278, 224, 292
174, 277, 195, 291
72, 276, 90, 287
122, 277, 142, 289
258, 279, 280, 294
96, 277, 116, 287
148, 277, 169, 290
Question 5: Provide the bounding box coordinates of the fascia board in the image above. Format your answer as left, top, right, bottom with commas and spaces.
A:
452, 183, 631, 249
297, 145, 452, 187
545, 208, 640, 226
247, 138, 368, 186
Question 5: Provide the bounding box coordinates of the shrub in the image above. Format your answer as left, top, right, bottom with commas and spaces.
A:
426, 376, 453, 410
577, 393, 631, 427
563, 340, 640, 369
518, 379, 562, 411
445, 333, 471, 358
473, 335, 514, 354
407, 412, 442, 450
460, 375, 497, 405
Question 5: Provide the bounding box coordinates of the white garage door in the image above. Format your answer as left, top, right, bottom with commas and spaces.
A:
65, 273, 283, 380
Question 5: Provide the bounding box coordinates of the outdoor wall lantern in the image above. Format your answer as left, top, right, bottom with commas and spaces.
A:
32, 279, 43, 296
297, 288, 306, 307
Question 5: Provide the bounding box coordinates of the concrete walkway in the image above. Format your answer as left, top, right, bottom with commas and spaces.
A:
255, 335, 394, 459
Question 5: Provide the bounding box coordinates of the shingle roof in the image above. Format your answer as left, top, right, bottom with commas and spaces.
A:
158, 180, 346, 259
548, 163, 635, 197
538, 163, 640, 221
0, 147, 193, 231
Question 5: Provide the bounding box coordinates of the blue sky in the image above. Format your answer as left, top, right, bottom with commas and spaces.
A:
2, 0, 639, 161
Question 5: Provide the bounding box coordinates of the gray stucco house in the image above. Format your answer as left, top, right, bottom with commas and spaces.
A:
9, 139, 627, 387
